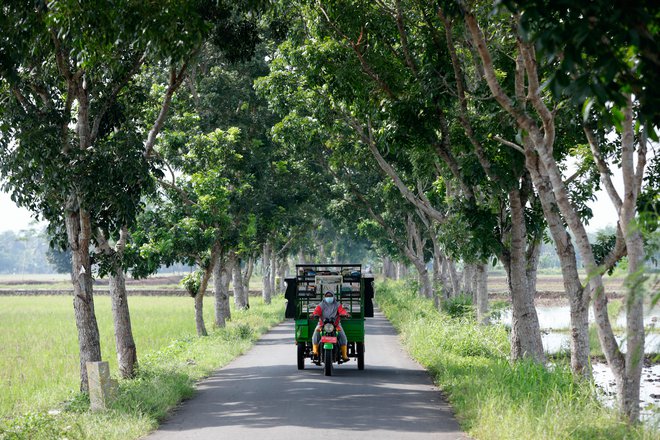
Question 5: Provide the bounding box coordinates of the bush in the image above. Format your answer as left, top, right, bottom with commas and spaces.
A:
441, 293, 475, 319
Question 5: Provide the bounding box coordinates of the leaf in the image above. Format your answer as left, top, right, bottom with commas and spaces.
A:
582, 97, 594, 123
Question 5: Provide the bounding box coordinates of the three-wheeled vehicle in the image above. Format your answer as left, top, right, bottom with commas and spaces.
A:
284, 264, 374, 375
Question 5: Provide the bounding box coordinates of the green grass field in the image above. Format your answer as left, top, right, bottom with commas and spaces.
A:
0, 294, 282, 419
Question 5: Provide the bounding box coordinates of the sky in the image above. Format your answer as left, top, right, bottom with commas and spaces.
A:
0, 191, 45, 232
0, 186, 618, 234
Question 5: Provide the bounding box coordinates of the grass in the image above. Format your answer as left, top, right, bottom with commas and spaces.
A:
376, 281, 658, 439
0, 294, 284, 439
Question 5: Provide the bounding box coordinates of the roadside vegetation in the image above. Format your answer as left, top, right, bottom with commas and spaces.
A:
376, 281, 658, 440
0, 295, 284, 440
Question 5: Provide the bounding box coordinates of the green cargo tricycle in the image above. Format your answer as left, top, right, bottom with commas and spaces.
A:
285, 264, 375, 375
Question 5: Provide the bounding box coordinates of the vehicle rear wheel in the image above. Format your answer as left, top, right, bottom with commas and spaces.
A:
324, 349, 333, 376
297, 343, 305, 370
357, 342, 365, 370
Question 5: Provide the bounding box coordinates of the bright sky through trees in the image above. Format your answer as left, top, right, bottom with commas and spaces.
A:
0, 192, 43, 232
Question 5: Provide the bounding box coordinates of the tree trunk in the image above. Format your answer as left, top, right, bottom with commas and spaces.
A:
397, 262, 408, 279
242, 255, 254, 295
269, 250, 277, 295
462, 264, 475, 297
410, 259, 433, 298
277, 257, 287, 293
621, 229, 645, 422
194, 291, 207, 337
233, 253, 248, 309
475, 263, 489, 325
94, 226, 136, 380
616, 99, 646, 422
318, 242, 326, 263
471, 265, 480, 304
447, 258, 460, 298
440, 256, 450, 301
66, 206, 102, 392
504, 188, 544, 362
213, 251, 231, 328
383, 256, 396, 279
432, 254, 442, 305
262, 243, 272, 304
193, 249, 219, 337
527, 151, 591, 377
526, 238, 541, 303
431, 235, 445, 308
109, 265, 137, 378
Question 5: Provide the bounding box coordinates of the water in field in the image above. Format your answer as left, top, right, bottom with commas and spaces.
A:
591, 362, 660, 423
496, 304, 660, 422
498, 305, 660, 334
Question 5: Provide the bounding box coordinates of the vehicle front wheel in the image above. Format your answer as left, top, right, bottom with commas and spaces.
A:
297, 343, 305, 370
324, 349, 333, 376
357, 342, 365, 370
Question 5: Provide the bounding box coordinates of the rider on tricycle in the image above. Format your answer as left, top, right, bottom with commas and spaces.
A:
311, 291, 351, 363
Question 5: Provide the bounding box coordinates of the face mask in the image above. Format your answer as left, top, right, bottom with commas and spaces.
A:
324, 297, 334, 304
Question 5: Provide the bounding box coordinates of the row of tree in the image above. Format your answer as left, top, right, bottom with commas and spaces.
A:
254, 0, 659, 424
0, 0, 657, 425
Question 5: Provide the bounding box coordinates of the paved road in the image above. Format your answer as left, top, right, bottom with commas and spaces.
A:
144, 311, 468, 440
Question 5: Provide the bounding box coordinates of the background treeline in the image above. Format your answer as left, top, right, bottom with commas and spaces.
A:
3, 225, 657, 276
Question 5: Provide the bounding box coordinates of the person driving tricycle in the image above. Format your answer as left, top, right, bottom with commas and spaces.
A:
311, 290, 350, 362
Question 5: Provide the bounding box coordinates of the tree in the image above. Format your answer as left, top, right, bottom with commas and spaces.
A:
458, 1, 655, 422
0, 0, 185, 389
131, 127, 235, 336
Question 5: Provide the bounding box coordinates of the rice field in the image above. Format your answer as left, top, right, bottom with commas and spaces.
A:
0, 294, 276, 418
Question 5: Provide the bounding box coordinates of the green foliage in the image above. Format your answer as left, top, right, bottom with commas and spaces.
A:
377, 281, 657, 439
592, 231, 619, 275
441, 294, 475, 319
503, 0, 660, 126
179, 271, 203, 297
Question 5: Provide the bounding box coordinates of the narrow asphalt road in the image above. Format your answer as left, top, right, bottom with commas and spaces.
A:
144, 311, 468, 439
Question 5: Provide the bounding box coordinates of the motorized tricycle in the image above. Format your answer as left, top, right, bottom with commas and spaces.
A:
284, 264, 374, 375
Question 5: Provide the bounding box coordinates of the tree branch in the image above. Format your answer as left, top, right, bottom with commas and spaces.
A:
317, 2, 396, 99
601, 224, 627, 275
143, 60, 191, 158
440, 10, 497, 183
90, 52, 147, 143
432, 106, 475, 199
49, 28, 72, 82
635, 123, 648, 195
95, 228, 114, 255
116, 225, 129, 254
493, 135, 525, 154
463, 12, 540, 140
584, 126, 623, 211
518, 39, 556, 152
346, 115, 446, 223
157, 177, 194, 207
394, 0, 418, 77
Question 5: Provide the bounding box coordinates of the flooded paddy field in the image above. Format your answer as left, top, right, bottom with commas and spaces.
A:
490, 273, 660, 422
